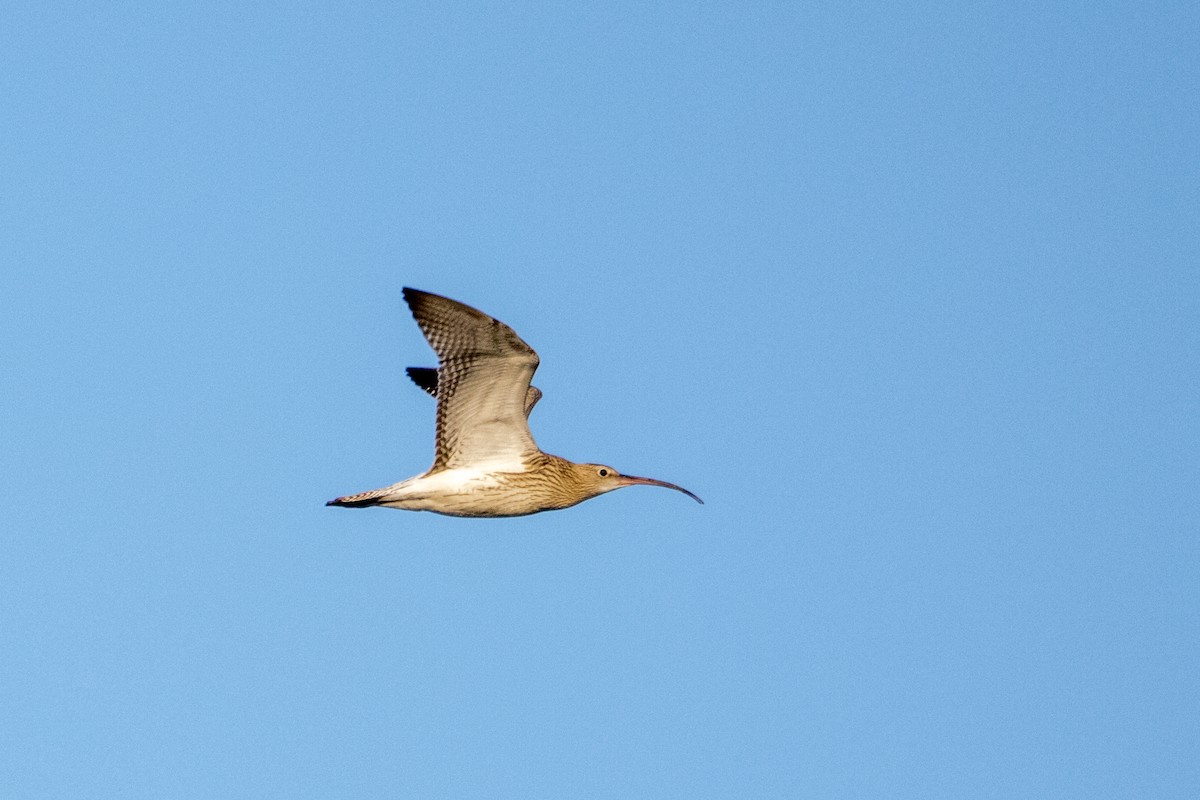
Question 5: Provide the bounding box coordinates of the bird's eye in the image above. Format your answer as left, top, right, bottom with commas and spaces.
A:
598, 468, 609, 477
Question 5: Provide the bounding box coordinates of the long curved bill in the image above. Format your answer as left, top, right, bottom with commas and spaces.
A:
617, 474, 704, 504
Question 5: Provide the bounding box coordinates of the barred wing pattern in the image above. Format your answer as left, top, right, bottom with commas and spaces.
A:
402, 288, 541, 471
405, 366, 543, 419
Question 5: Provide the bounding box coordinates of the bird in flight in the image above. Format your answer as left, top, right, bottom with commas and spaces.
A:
327, 288, 702, 517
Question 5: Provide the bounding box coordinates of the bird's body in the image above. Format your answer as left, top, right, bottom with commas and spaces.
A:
327, 288, 701, 517
334, 453, 626, 517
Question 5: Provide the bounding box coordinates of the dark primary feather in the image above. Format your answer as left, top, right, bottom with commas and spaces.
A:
406, 366, 438, 397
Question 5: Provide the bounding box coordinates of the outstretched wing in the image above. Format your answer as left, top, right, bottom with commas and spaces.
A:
406, 366, 542, 419
403, 288, 541, 470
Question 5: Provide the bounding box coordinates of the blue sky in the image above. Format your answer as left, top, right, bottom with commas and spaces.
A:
3, 2, 1197, 797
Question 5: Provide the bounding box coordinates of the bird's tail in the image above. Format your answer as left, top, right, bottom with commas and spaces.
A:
326, 487, 394, 508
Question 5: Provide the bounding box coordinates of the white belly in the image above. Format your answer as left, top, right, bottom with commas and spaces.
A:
375, 463, 542, 517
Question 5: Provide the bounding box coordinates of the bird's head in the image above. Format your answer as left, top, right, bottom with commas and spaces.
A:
570, 462, 703, 505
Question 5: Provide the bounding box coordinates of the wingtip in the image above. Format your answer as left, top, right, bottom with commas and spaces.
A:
402, 286, 432, 306
402, 287, 442, 321
406, 366, 439, 396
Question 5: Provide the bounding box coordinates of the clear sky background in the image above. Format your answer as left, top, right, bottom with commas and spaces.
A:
3, 2, 1197, 797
